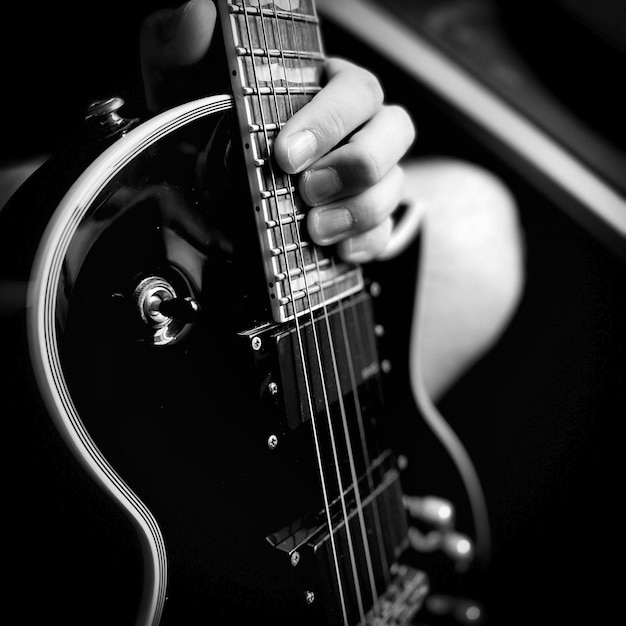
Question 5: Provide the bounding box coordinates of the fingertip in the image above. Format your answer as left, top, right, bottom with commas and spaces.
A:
337, 238, 376, 264
275, 129, 318, 174
272, 132, 292, 174
337, 218, 393, 264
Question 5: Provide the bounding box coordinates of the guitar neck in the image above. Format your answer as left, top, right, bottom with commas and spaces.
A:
219, 0, 364, 324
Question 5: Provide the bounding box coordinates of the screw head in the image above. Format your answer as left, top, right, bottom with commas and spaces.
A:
267, 434, 279, 450
305, 590, 315, 605
370, 281, 381, 297
268, 382, 279, 396
290, 551, 300, 567
251, 336, 262, 351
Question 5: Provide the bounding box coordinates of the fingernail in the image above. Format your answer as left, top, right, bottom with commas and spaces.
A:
303, 168, 342, 205
286, 130, 317, 172
312, 207, 354, 244
162, 0, 196, 42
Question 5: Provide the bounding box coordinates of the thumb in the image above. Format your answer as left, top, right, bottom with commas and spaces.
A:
140, 0, 218, 112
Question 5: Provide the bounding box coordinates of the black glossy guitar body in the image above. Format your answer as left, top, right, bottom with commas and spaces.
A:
1, 90, 423, 625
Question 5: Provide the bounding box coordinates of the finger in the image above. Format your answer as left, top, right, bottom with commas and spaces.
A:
338, 217, 395, 264
274, 58, 385, 174
140, 0, 217, 112
299, 104, 415, 206
307, 165, 404, 246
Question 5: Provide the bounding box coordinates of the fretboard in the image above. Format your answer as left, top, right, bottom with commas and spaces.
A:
219, 0, 364, 323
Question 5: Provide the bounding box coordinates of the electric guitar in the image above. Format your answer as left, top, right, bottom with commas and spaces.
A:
0, 1, 474, 623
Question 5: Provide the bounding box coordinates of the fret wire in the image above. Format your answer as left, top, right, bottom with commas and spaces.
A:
236, 46, 324, 60
260, 185, 296, 199
249, 121, 283, 132
242, 86, 321, 95
279, 273, 362, 324
274, 257, 330, 280
265, 211, 305, 228
276, 273, 363, 316
278, 270, 361, 304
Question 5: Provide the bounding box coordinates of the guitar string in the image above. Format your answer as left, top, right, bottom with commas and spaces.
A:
341, 286, 390, 586
328, 279, 391, 604
262, 2, 364, 621
284, 0, 381, 618
291, 0, 392, 617
305, 0, 388, 603
343, 283, 392, 592
280, 1, 373, 620
265, 0, 369, 620
261, 4, 364, 618
238, 2, 349, 621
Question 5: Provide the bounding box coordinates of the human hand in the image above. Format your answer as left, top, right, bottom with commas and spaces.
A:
140, 0, 415, 263
273, 57, 415, 263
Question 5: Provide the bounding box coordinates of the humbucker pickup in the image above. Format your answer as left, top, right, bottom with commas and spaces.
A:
248, 290, 384, 430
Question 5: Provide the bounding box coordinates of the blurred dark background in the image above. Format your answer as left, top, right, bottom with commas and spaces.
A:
2, 1, 625, 624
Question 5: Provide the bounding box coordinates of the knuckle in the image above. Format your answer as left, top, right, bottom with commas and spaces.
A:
354, 195, 385, 231
304, 98, 351, 152
357, 67, 385, 107
358, 168, 404, 228
393, 164, 406, 193
348, 144, 382, 188
322, 104, 351, 147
